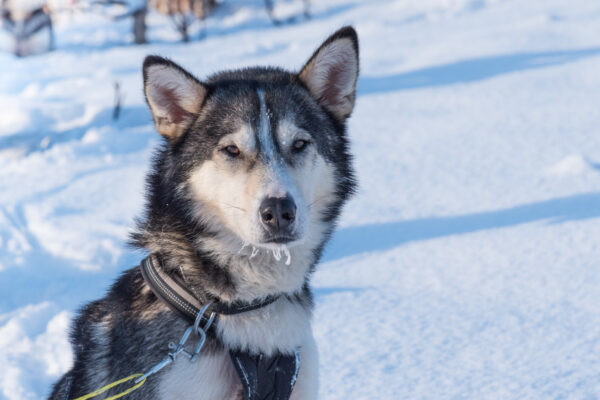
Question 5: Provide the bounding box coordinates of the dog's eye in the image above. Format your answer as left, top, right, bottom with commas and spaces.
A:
292, 139, 309, 153
223, 145, 240, 157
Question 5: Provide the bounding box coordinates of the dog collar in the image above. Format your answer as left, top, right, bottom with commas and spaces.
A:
139, 255, 281, 324
140, 255, 300, 400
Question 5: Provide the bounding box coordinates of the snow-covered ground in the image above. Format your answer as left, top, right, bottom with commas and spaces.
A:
1, 0, 600, 398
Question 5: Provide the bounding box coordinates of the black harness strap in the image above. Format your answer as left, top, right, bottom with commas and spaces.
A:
231, 350, 300, 400
139, 255, 300, 400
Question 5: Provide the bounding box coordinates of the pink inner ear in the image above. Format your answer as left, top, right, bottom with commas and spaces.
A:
319, 64, 347, 108
155, 85, 193, 124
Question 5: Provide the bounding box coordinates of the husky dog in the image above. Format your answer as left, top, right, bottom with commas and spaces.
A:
49, 26, 358, 400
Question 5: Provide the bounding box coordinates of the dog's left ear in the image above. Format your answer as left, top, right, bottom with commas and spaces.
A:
143, 55, 207, 141
299, 26, 359, 121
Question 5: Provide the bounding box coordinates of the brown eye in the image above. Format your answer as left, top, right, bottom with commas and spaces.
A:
223, 145, 240, 157
292, 139, 309, 152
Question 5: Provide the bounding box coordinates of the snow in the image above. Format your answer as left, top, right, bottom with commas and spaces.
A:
1, 0, 600, 398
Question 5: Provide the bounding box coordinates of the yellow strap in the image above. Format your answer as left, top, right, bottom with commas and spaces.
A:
72, 373, 146, 400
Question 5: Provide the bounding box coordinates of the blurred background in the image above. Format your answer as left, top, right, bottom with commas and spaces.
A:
1, 0, 600, 399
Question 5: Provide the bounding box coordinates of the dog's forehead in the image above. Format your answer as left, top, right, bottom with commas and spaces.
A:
212, 87, 303, 154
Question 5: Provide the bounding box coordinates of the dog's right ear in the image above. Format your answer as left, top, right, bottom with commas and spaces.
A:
299, 26, 359, 121
143, 56, 207, 141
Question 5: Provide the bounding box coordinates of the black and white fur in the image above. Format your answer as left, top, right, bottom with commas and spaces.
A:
49, 26, 358, 400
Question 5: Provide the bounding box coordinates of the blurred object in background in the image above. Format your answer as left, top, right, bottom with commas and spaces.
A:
87, 0, 147, 44
265, 0, 309, 25
150, 0, 310, 43
0, 0, 314, 54
0, 0, 54, 57
151, 0, 216, 42
113, 81, 122, 120
131, 1, 146, 43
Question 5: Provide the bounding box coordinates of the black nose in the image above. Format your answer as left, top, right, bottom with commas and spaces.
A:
259, 195, 296, 236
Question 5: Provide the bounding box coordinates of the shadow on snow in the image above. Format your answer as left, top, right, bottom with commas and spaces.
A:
323, 192, 600, 262
359, 47, 600, 95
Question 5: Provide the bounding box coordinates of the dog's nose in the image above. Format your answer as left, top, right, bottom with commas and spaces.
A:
259, 195, 296, 236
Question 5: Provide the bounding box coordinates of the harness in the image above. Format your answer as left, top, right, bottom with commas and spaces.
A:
139, 255, 300, 400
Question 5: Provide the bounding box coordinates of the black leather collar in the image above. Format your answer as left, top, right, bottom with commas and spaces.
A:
139, 255, 281, 324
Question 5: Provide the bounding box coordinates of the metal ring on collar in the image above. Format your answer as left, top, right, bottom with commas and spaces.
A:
194, 302, 216, 336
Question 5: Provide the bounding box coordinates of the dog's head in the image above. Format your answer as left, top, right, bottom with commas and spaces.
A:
142, 27, 358, 255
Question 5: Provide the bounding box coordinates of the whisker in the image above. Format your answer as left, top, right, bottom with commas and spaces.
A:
307, 195, 330, 209
217, 202, 246, 212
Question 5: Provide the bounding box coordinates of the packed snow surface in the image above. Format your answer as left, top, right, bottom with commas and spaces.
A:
1, 0, 600, 399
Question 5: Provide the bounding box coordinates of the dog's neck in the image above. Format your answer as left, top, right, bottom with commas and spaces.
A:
134, 219, 316, 356
132, 216, 318, 304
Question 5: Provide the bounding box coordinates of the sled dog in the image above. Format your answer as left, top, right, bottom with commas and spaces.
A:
49, 26, 359, 400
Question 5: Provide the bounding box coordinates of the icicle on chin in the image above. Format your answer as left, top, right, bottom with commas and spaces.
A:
238, 242, 250, 253
282, 246, 291, 266
272, 247, 282, 261
240, 241, 291, 266
238, 241, 259, 259
271, 245, 291, 266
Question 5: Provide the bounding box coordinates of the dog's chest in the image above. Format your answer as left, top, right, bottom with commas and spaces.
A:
157, 348, 242, 400
154, 298, 312, 399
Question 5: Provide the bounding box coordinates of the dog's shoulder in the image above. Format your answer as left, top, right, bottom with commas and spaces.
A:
71, 268, 142, 330
59, 266, 187, 399
70, 266, 178, 344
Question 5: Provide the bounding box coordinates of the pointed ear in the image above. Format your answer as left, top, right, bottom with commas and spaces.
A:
143, 56, 207, 141
299, 26, 359, 121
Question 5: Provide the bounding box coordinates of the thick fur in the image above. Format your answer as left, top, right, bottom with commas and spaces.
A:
49, 26, 358, 400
